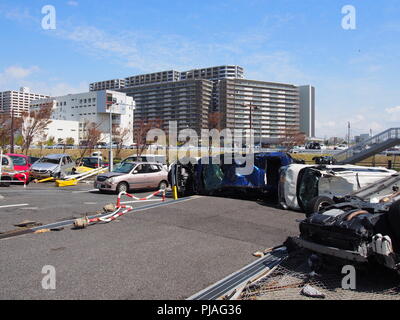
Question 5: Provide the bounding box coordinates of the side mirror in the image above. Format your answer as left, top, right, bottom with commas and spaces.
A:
133, 170, 138, 174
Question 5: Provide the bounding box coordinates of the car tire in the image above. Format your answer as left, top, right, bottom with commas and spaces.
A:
388, 200, 400, 252
306, 196, 335, 216
158, 181, 168, 190
116, 182, 129, 194
0, 176, 11, 187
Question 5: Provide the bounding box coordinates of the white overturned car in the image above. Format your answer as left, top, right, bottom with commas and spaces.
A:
278, 164, 397, 214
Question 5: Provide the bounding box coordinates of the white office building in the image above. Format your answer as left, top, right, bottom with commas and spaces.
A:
30, 90, 135, 145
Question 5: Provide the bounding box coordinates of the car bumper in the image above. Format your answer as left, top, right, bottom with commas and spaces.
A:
94, 180, 117, 191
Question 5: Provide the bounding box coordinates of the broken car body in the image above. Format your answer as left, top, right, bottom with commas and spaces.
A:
278, 164, 397, 213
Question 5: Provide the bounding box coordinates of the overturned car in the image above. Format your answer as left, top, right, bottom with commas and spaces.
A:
278, 164, 396, 214
290, 174, 400, 274
169, 152, 296, 200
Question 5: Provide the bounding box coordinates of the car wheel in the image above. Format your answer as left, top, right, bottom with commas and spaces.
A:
116, 182, 129, 194
158, 181, 168, 190
0, 176, 11, 187
388, 200, 400, 251
306, 196, 335, 216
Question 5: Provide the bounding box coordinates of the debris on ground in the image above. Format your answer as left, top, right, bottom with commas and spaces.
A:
103, 203, 116, 212
34, 229, 50, 234
301, 284, 325, 299
14, 220, 42, 228
239, 249, 400, 300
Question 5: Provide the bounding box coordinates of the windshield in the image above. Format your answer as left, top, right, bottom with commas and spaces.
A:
40, 158, 60, 165
297, 168, 320, 211
9, 156, 27, 166
113, 162, 135, 174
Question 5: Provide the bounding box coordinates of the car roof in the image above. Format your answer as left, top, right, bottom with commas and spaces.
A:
44, 154, 69, 159
121, 161, 162, 165
5, 153, 28, 158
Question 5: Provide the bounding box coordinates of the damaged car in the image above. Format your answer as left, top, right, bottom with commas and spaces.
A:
278, 164, 396, 214
290, 174, 400, 274
169, 152, 296, 200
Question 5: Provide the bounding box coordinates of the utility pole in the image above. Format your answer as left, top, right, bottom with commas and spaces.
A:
109, 103, 114, 172
347, 121, 351, 146
10, 109, 14, 154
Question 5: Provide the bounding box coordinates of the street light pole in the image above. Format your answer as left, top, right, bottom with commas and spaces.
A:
10, 109, 14, 154
109, 104, 114, 172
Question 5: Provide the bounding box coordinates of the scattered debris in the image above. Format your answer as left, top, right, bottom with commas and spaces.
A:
34, 229, 50, 234
50, 227, 64, 232
73, 216, 90, 229
14, 220, 42, 228
103, 203, 116, 213
301, 284, 325, 299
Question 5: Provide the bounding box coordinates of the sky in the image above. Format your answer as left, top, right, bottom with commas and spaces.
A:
0, 0, 399, 139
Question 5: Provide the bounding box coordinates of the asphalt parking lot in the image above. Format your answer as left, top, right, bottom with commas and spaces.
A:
0, 182, 304, 300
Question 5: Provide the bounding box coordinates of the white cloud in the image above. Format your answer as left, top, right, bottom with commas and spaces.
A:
67, 1, 79, 6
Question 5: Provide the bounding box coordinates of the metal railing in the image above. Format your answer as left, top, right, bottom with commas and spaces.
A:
334, 128, 400, 164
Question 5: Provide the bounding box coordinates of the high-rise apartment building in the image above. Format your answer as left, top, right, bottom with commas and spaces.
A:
299, 85, 315, 138
89, 79, 126, 92
218, 79, 301, 143
120, 79, 212, 134
89, 65, 315, 141
0, 87, 49, 117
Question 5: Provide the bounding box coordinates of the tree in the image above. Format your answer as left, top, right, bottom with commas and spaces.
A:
208, 112, 224, 131
0, 113, 22, 152
133, 119, 163, 156
113, 127, 130, 159
0, 114, 11, 150
21, 104, 52, 155
78, 121, 103, 158
66, 137, 75, 146
46, 136, 55, 147
280, 127, 306, 151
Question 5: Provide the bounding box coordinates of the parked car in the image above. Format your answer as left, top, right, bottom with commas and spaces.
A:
95, 161, 168, 194
30, 154, 75, 179
91, 151, 103, 160
278, 164, 397, 214
76, 157, 108, 169
5, 153, 38, 182
122, 154, 167, 166
334, 144, 347, 150
0, 154, 15, 186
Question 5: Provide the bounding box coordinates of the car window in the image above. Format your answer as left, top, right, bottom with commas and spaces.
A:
149, 164, 161, 173
67, 157, 72, 163
1, 157, 9, 166
114, 162, 135, 173
136, 164, 151, 173
9, 156, 27, 166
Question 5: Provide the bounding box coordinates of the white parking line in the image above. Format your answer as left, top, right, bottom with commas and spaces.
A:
0, 204, 29, 209
72, 189, 98, 193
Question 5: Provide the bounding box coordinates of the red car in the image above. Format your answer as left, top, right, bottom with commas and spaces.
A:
5, 153, 38, 183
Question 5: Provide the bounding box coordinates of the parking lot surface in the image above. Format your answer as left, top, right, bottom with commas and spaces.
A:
0, 183, 304, 299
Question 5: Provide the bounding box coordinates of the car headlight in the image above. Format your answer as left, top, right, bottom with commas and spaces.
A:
108, 177, 116, 183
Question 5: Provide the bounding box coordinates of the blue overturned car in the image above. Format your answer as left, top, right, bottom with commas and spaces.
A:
169, 152, 298, 200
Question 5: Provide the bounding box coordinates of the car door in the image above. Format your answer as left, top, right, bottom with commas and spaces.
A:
130, 164, 152, 189
148, 164, 163, 188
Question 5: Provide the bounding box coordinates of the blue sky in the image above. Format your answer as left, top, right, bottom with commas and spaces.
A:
0, 0, 399, 138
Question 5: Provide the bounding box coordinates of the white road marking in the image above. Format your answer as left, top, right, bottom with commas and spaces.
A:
72, 189, 97, 193
0, 204, 29, 209
84, 202, 97, 205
